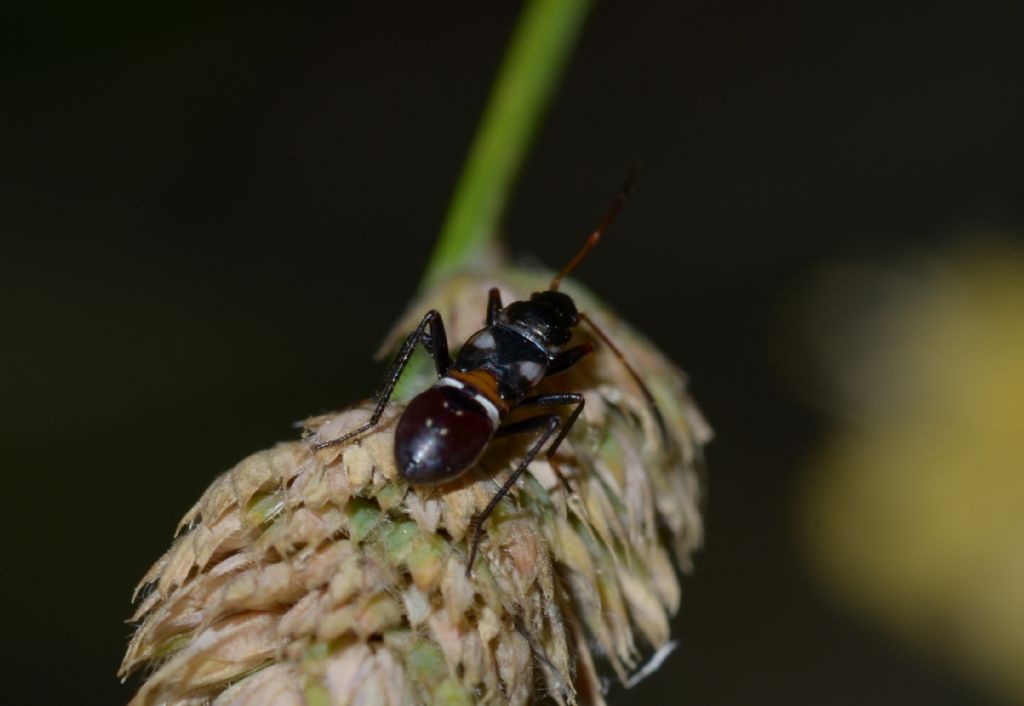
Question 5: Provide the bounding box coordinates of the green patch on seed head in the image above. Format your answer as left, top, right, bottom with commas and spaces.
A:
433, 678, 475, 706
244, 491, 284, 528
407, 532, 447, 568
376, 482, 406, 512
302, 641, 330, 664
303, 682, 332, 706
405, 639, 447, 688
385, 520, 421, 564
407, 532, 448, 590
345, 498, 383, 543
598, 432, 624, 472
153, 632, 192, 659
520, 472, 553, 512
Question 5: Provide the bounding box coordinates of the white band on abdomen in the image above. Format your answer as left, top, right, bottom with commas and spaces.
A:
437, 376, 501, 427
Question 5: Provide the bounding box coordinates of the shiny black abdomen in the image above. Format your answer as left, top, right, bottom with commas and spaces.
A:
395, 385, 494, 484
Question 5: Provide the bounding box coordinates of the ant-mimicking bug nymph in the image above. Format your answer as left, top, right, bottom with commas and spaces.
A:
313, 170, 665, 574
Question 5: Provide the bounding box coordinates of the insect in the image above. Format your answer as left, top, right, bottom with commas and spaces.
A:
313, 171, 664, 573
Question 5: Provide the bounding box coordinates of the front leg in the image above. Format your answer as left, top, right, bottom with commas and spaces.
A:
313, 310, 451, 451
545, 343, 594, 377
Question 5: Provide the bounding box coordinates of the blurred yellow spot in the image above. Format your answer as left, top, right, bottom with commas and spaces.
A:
802, 243, 1024, 702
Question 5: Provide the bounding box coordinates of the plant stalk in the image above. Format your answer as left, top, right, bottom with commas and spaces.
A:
422, 0, 591, 287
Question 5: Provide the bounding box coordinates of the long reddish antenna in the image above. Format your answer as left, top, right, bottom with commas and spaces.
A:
580, 312, 668, 442
549, 166, 639, 291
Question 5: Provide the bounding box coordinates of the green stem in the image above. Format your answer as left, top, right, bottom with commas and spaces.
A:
421, 0, 592, 287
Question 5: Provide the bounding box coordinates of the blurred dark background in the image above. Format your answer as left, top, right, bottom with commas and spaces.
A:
3, 2, 1022, 704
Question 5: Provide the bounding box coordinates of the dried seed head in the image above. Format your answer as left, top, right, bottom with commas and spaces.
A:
120, 262, 710, 705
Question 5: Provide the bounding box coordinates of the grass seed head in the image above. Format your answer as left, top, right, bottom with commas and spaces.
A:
121, 263, 710, 705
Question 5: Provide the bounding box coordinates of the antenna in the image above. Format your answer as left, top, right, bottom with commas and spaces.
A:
579, 312, 668, 442
549, 165, 639, 291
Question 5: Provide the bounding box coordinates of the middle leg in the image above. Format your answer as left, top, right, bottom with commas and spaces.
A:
467, 392, 586, 574
501, 392, 585, 494
511, 392, 586, 459
467, 414, 560, 575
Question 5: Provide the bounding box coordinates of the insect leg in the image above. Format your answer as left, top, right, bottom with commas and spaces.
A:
467, 392, 586, 573
512, 392, 586, 494
513, 392, 585, 458
486, 287, 503, 326
312, 309, 451, 451
467, 414, 560, 575
493, 414, 558, 438
545, 342, 594, 377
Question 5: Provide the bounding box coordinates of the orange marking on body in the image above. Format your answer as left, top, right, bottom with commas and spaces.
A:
450, 370, 509, 416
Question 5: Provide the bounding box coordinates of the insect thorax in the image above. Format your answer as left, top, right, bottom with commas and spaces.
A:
453, 325, 549, 402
